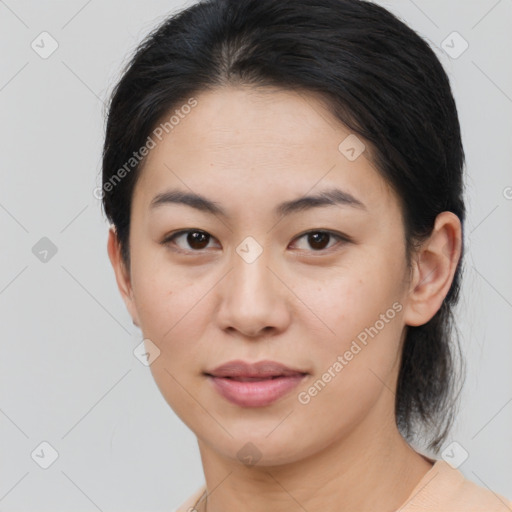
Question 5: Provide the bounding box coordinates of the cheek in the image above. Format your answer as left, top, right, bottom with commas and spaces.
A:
295, 259, 405, 379
295, 275, 404, 431
130, 255, 190, 339
136, 285, 202, 344
129, 253, 220, 371
130, 263, 209, 412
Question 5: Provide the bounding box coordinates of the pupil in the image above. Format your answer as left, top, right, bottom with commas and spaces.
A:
188, 231, 209, 250
309, 232, 329, 250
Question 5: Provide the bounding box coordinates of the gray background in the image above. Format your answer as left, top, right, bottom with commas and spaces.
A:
0, 0, 511, 510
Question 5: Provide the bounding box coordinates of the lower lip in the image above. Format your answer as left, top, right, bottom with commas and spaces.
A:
207, 374, 307, 407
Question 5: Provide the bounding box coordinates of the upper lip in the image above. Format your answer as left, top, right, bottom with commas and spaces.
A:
204, 359, 308, 378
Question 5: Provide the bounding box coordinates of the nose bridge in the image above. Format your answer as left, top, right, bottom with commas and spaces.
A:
230, 238, 276, 306
216, 237, 289, 336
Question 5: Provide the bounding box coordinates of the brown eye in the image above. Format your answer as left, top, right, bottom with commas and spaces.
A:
186, 231, 210, 250
163, 230, 217, 251
307, 232, 331, 250
291, 230, 348, 252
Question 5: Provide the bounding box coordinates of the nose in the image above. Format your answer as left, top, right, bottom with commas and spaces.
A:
215, 248, 291, 339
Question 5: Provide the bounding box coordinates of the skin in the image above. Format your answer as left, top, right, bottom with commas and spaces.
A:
107, 85, 462, 512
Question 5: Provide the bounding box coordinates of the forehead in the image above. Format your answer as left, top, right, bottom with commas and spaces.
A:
134, 86, 399, 220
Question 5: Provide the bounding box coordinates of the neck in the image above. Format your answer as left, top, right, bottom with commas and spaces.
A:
195, 395, 434, 512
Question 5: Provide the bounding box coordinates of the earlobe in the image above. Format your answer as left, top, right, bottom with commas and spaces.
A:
106, 226, 141, 327
403, 212, 462, 327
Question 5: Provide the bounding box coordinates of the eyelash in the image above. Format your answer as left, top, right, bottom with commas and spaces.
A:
161, 229, 351, 254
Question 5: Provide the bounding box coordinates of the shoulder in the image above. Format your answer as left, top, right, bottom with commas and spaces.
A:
443, 471, 512, 511
399, 459, 512, 512
173, 484, 206, 512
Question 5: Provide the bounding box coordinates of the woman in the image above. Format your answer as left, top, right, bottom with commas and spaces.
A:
101, 0, 512, 510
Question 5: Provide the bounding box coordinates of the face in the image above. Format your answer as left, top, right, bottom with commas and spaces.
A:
111, 86, 416, 465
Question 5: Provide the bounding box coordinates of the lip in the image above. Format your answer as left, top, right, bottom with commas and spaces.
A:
204, 359, 309, 407
205, 359, 308, 378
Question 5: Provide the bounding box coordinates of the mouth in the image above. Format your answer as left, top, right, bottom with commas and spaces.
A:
204, 359, 309, 380
203, 361, 309, 407
204, 374, 306, 380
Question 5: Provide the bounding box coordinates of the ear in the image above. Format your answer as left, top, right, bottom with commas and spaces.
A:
403, 211, 462, 327
107, 226, 140, 327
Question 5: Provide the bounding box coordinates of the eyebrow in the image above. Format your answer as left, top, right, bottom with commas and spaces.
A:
149, 187, 367, 217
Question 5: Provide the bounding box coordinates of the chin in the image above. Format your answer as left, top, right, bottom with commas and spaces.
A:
197, 425, 325, 468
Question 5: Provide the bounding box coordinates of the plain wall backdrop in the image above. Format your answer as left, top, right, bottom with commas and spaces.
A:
1, 0, 511, 510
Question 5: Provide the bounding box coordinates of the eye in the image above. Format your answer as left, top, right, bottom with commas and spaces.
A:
290, 230, 349, 252
161, 230, 219, 252
161, 229, 350, 254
